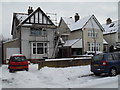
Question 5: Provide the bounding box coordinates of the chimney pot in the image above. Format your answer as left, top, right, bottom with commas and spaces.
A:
74, 13, 80, 22
28, 6, 33, 15
106, 18, 112, 25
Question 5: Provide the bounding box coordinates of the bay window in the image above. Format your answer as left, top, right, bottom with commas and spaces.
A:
32, 42, 48, 55
88, 43, 100, 51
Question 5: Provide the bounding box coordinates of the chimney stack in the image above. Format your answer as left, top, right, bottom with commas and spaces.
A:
74, 13, 80, 22
106, 18, 112, 25
28, 6, 33, 15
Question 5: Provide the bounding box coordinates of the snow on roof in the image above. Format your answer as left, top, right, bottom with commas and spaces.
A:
64, 39, 82, 48
62, 15, 92, 31
16, 13, 28, 24
59, 37, 65, 44
103, 39, 108, 44
62, 17, 75, 26
3, 38, 19, 44
69, 15, 92, 31
102, 20, 120, 35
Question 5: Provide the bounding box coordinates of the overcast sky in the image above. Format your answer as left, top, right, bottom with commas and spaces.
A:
0, 1, 119, 38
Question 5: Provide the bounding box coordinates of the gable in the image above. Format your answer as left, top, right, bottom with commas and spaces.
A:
58, 17, 71, 34
19, 7, 54, 26
83, 15, 104, 32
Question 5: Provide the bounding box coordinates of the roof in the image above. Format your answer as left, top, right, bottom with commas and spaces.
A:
16, 13, 28, 25
64, 39, 82, 48
63, 38, 107, 48
3, 38, 19, 44
103, 39, 108, 44
11, 7, 55, 35
61, 15, 104, 32
102, 20, 120, 35
69, 15, 91, 31
62, 17, 75, 26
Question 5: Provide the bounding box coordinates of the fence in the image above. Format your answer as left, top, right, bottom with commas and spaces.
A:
38, 58, 91, 70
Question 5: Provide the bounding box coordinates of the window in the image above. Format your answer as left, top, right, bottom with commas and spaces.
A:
107, 54, 113, 61
31, 28, 47, 36
32, 42, 48, 55
11, 56, 26, 62
112, 53, 119, 60
88, 30, 98, 37
88, 43, 100, 51
93, 55, 103, 62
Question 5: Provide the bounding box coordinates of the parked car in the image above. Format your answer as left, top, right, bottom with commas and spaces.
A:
91, 52, 120, 76
8, 54, 29, 73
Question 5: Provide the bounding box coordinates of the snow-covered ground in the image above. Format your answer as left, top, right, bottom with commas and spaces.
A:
1, 64, 118, 88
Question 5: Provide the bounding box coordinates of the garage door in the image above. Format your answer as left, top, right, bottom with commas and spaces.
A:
6, 48, 20, 59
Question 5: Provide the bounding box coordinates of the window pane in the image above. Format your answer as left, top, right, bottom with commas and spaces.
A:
107, 55, 113, 61
37, 43, 43, 47
33, 48, 36, 54
31, 28, 43, 36
44, 43, 47, 46
37, 48, 43, 54
45, 48, 47, 53
33, 43, 36, 46
43, 30, 47, 36
38, 30, 42, 35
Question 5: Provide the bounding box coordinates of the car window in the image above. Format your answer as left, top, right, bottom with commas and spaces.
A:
112, 53, 119, 60
118, 53, 120, 60
12, 56, 26, 62
107, 54, 113, 61
92, 55, 103, 62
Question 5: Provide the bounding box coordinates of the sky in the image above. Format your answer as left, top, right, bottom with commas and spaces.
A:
0, 1, 119, 38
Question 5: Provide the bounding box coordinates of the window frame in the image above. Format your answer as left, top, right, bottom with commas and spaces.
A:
31, 42, 48, 55
88, 30, 98, 38
88, 42, 101, 52
30, 28, 47, 36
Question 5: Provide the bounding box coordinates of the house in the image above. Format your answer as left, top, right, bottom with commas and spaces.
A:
3, 7, 56, 63
57, 13, 107, 57
102, 18, 120, 52
0, 40, 2, 65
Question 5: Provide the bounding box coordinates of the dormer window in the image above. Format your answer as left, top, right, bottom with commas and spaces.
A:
30, 28, 47, 36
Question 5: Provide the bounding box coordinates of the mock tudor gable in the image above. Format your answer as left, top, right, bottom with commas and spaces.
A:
11, 7, 55, 35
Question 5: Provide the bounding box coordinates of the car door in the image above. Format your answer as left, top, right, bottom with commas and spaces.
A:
112, 53, 120, 72
117, 53, 120, 72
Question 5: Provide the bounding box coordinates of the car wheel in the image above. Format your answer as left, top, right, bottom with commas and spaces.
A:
25, 68, 29, 71
109, 68, 117, 76
94, 73, 101, 76
9, 69, 14, 73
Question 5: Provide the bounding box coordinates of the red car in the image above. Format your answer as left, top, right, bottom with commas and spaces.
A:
8, 54, 29, 73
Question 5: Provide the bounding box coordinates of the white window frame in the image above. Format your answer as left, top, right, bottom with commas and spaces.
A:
88, 43, 100, 51
88, 30, 98, 38
30, 28, 47, 36
31, 42, 48, 55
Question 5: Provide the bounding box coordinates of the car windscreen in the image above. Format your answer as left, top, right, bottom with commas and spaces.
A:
12, 56, 26, 62
92, 55, 103, 62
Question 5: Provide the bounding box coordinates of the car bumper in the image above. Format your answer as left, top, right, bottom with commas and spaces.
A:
9, 65, 28, 69
91, 67, 109, 74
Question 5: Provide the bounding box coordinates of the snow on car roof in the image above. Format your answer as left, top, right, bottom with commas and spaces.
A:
12, 54, 25, 56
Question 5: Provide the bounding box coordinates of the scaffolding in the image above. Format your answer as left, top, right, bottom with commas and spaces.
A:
46, 13, 58, 26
